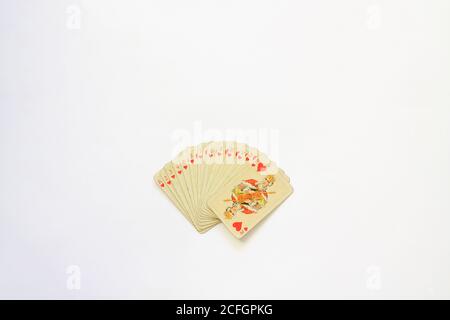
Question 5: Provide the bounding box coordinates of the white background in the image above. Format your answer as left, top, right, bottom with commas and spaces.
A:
1, 0, 450, 299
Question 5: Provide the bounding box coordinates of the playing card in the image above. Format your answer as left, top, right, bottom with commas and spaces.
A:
207, 164, 293, 238
154, 169, 194, 227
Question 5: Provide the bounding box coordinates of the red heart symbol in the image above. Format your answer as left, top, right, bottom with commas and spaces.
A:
160, 183, 164, 188
171, 174, 176, 179
183, 165, 188, 169
244, 227, 248, 231
232, 222, 242, 232
245, 157, 249, 161
167, 181, 171, 185
177, 170, 182, 174
190, 159, 194, 164
257, 162, 266, 172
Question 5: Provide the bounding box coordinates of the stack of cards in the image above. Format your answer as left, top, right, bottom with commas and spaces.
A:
154, 141, 293, 238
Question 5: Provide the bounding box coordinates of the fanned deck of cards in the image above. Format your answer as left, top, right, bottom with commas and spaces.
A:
154, 141, 293, 238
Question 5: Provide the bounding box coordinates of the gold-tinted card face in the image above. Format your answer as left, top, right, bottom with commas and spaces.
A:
207, 165, 293, 239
